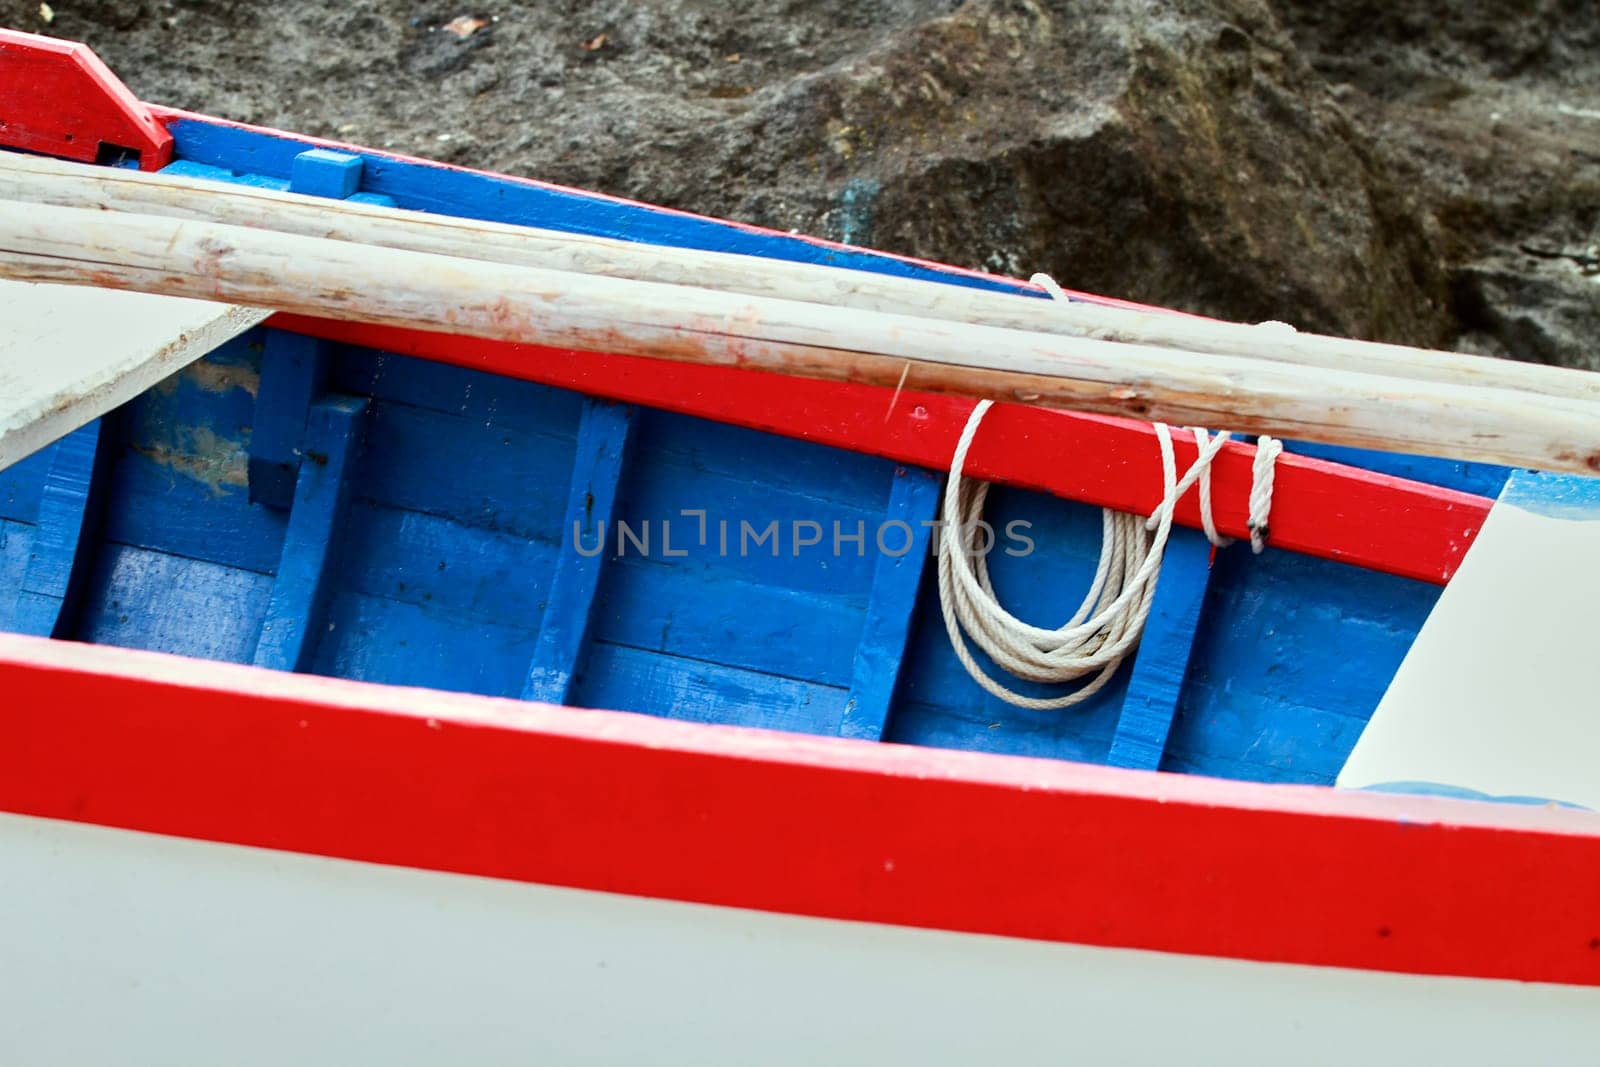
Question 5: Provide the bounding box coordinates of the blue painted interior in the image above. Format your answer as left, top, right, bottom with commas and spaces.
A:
0, 121, 1528, 785
247, 331, 330, 509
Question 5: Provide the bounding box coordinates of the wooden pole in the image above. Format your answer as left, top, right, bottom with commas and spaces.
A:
2, 150, 1596, 402
2, 199, 1599, 473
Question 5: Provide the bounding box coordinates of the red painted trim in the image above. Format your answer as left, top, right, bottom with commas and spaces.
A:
274, 316, 1488, 584
0, 30, 172, 171
3, 634, 1598, 985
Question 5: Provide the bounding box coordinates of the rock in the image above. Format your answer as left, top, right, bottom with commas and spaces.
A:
678, 0, 1452, 344
1275, 0, 1600, 365
6, 0, 1590, 362
1456, 253, 1600, 370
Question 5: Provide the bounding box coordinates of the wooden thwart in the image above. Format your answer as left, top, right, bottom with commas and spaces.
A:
2, 195, 1600, 472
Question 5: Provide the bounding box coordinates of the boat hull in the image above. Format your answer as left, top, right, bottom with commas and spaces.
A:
3, 34, 1599, 1048
6, 633, 1600, 1061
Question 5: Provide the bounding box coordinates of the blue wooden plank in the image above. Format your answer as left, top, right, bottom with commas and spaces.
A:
352, 396, 581, 539
159, 158, 291, 191
524, 398, 636, 703
249, 331, 331, 509
1164, 543, 1439, 785
592, 556, 867, 688
312, 586, 538, 697
1107, 528, 1214, 771
11, 421, 105, 637
78, 545, 277, 662
839, 466, 942, 740
577, 640, 848, 736
329, 503, 563, 628
99, 331, 287, 572
103, 449, 288, 576
253, 397, 368, 672
0, 438, 54, 523
331, 346, 584, 427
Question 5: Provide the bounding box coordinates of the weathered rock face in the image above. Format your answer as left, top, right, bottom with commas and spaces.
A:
4, 0, 1593, 362
701, 0, 1454, 345
1275, 0, 1600, 367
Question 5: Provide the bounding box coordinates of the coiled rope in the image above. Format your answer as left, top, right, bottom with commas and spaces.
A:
937, 276, 1284, 710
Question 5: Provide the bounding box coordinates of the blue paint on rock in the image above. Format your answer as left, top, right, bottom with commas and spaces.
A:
836, 178, 880, 247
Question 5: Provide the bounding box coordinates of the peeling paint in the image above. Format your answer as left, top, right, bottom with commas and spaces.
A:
133, 424, 250, 496
182, 358, 260, 397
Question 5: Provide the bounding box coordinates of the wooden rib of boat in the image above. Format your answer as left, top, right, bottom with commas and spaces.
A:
1, 28, 1598, 1063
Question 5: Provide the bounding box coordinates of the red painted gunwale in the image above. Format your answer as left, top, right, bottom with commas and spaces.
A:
4, 634, 1599, 987
273, 315, 1490, 585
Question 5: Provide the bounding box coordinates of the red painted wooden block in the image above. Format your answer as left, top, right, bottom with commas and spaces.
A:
0, 28, 172, 170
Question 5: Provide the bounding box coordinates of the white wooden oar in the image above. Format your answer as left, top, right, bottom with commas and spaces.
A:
2, 199, 1598, 473
2, 150, 1595, 402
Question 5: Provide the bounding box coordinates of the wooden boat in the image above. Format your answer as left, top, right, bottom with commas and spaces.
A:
2, 29, 1599, 1062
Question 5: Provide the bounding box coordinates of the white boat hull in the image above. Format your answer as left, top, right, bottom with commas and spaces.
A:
4, 811, 1596, 1066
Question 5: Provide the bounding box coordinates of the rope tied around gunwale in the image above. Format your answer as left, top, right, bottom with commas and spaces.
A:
937, 276, 1285, 710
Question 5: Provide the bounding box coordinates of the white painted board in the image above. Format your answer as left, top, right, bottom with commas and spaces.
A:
0, 278, 267, 468
1340, 470, 1600, 809
0, 812, 1595, 1065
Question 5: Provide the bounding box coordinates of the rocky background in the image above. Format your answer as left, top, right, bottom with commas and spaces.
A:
5, 0, 1597, 366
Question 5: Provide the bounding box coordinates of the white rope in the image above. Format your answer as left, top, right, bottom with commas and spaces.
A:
1248, 435, 1283, 553
937, 276, 1284, 709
